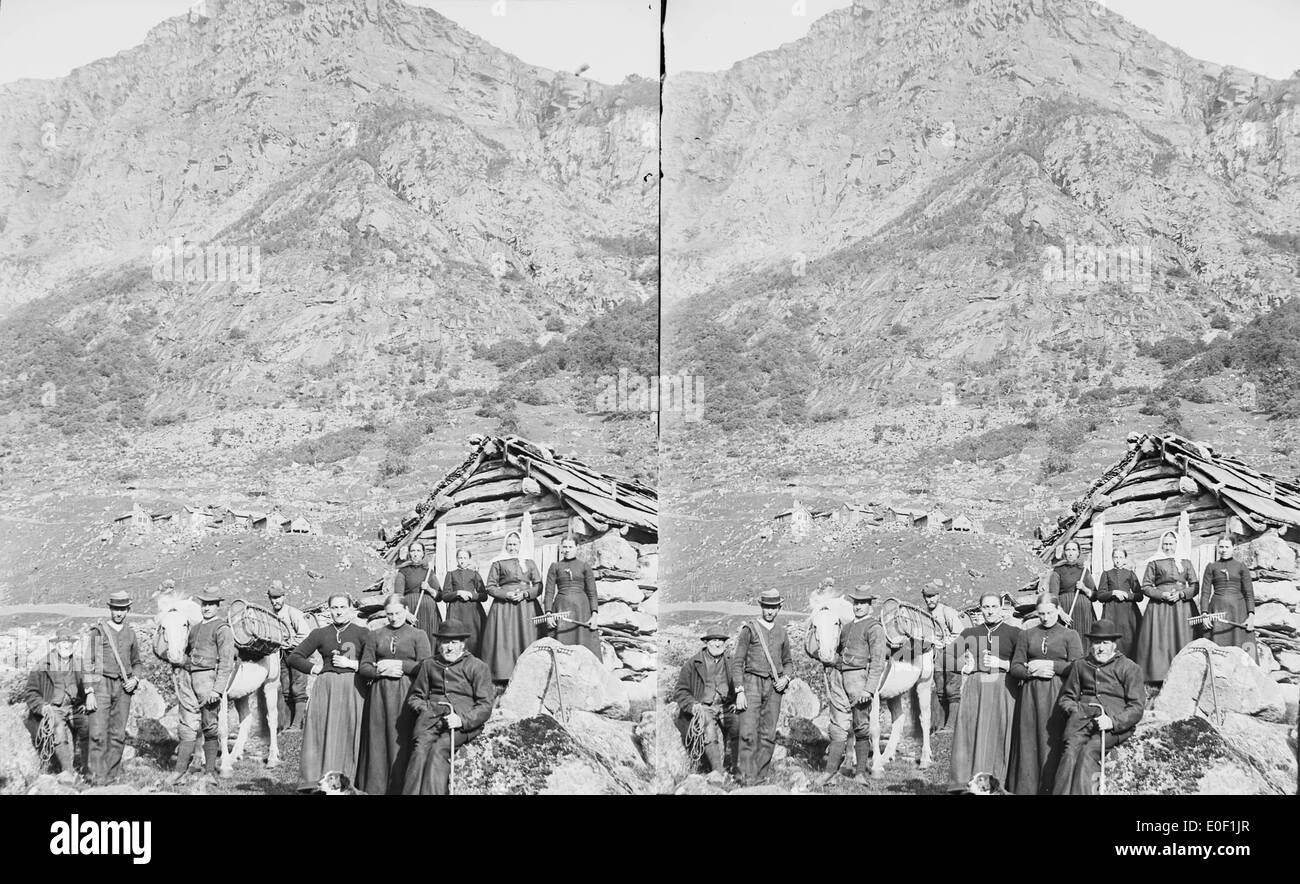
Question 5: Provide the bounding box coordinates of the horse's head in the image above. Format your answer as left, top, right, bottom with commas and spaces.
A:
805, 587, 851, 665
152, 591, 201, 666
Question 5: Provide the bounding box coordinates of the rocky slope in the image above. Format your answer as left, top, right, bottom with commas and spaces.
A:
664, 0, 1299, 414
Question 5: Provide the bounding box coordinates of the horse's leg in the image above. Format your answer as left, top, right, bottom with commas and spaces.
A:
226, 696, 253, 776
264, 663, 281, 768
917, 674, 934, 770
869, 693, 884, 778
218, 695, 234, 778
881, 696, 905, 767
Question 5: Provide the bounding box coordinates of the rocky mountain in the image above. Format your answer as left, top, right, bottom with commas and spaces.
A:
0, 0, 657, 428
663, 0, 1300, 419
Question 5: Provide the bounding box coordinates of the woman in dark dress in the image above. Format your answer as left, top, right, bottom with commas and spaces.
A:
1095, 547, 1143, 658
356, 594, 430, 795
1198, 537, 1256, 650
480, 532, 543, 684
948, 593, 1021, 792
440, 548, 489, 657
1050, 540, 1096, 652
288, 593, 367, 790
1008, 593, 1083, 795
544, 535, 601, 659
399, 541, 441, 647
1133, 531, 1199, 685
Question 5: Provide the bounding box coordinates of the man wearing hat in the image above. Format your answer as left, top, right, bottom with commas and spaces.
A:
167, 590, 236, 785
922, 580, 965, 732
22, 626, 93, 783
817, 586, 888, 786
1052, 618, 1145, 795
402, 622, 495, 795
731, 589, 793, 786
84, 590, 142, 785
673, 630, 738, 778
268, 581, 311, 730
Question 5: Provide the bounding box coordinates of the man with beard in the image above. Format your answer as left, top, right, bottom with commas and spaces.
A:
23, 626, 93, 783
1053, 619, 1145, 795
731, 590, 792, 786
922, 580, 965, 732
673, 631, 737, 779
268, 581, 311, 730
402, 622, 495, 795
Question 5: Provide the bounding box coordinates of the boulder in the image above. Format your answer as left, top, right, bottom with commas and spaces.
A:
596, 580, 644, 605
674, 773, 726, 795
1243, 530, 1298, 574
1257, 643, 1279, 673
577, 530, 640, 580
600, 642, 620, 671
1218, 712, 1299, 794
1154, 640, 1289, 723
456, 715, 648, 795
1277, 650, 1300, 674
638, 590, 659, 618
595, 602, 657, 634
1109, 717, 1281, 795
25, 774, 78, 796
776, 678, 821, 730
618, 648, 656, 672
0, 665, 26, 705
125, 678, 167, 738
1254, 580, 1300, 607
0, 703, 41, 794
637, 707, 690, 792
638, 551, 659, 585
1254, 603, 1300, 633
497, 638, 629, 720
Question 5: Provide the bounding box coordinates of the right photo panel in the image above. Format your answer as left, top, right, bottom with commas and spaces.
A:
659, 0, 1300, 796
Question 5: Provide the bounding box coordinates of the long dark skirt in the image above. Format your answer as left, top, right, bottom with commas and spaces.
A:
1053, 715, 1134, 795
1202, 592, 1252, 650
402, 714, 483, 795
1133, 598, 1195, 683
1100, 600, 1142, 658
481, 598, 541, 682
947, 672, 1017, 791
298, 671, 364, 788
1062, 592, 1095, 654
356, 676, 415, 795
444, 600, 488, 658
549, 589, 601, 658
1008, 676, 1067, 795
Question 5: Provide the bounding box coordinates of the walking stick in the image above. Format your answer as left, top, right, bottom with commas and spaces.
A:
437, 700, 456, 796
1088, 702, 1107, 795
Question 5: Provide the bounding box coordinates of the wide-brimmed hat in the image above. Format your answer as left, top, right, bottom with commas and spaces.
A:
434, 623, 471, 641
700, 630, 729, 642
107, 590, 133, 609
757, 590, 783, 607
54, 626, 77, 643
196, 590, 224, 605
1086, 619, 1123, 641
846, 585, 878, 603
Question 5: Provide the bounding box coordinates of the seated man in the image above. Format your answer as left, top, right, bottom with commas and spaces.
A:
402, 623, 495, 795
1053, 619, 1145, 795
23, 626, 94, 783
673, 630, 737, 778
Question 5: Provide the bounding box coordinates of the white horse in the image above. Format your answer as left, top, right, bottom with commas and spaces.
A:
805, 588, 934, 777
153, 592, 281, 777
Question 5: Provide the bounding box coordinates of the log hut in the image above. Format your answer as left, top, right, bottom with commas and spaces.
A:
377, 434, 659, 685
1034, 432, 1300, 676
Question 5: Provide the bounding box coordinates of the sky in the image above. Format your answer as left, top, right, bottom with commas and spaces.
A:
0, 0, 1295, 86
0, 0, 661, 86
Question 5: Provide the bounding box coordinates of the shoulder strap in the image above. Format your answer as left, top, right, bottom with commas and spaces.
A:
748, 619, 783, 680
98, 619, 130, 677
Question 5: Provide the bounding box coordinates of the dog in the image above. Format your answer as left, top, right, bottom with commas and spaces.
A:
963, 772, 1009, 795
316, 771, 364, 795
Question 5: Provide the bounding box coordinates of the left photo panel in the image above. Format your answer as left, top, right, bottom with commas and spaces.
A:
0, 0, 660, 797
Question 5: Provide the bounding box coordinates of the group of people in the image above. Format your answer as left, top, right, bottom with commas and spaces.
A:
671, 530, 1260, 795
21, 530, 608, 795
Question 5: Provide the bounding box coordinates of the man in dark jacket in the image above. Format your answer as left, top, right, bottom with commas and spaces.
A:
1053, 619, 1145, 795
85, 590, 141, 785
23, 626, 92, 782
731, 589, 793, 786
402, 622, 495, 795
673, 630, 737, 777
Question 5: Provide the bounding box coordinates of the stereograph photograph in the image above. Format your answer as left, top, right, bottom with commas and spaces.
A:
0, 0, 1297, 832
